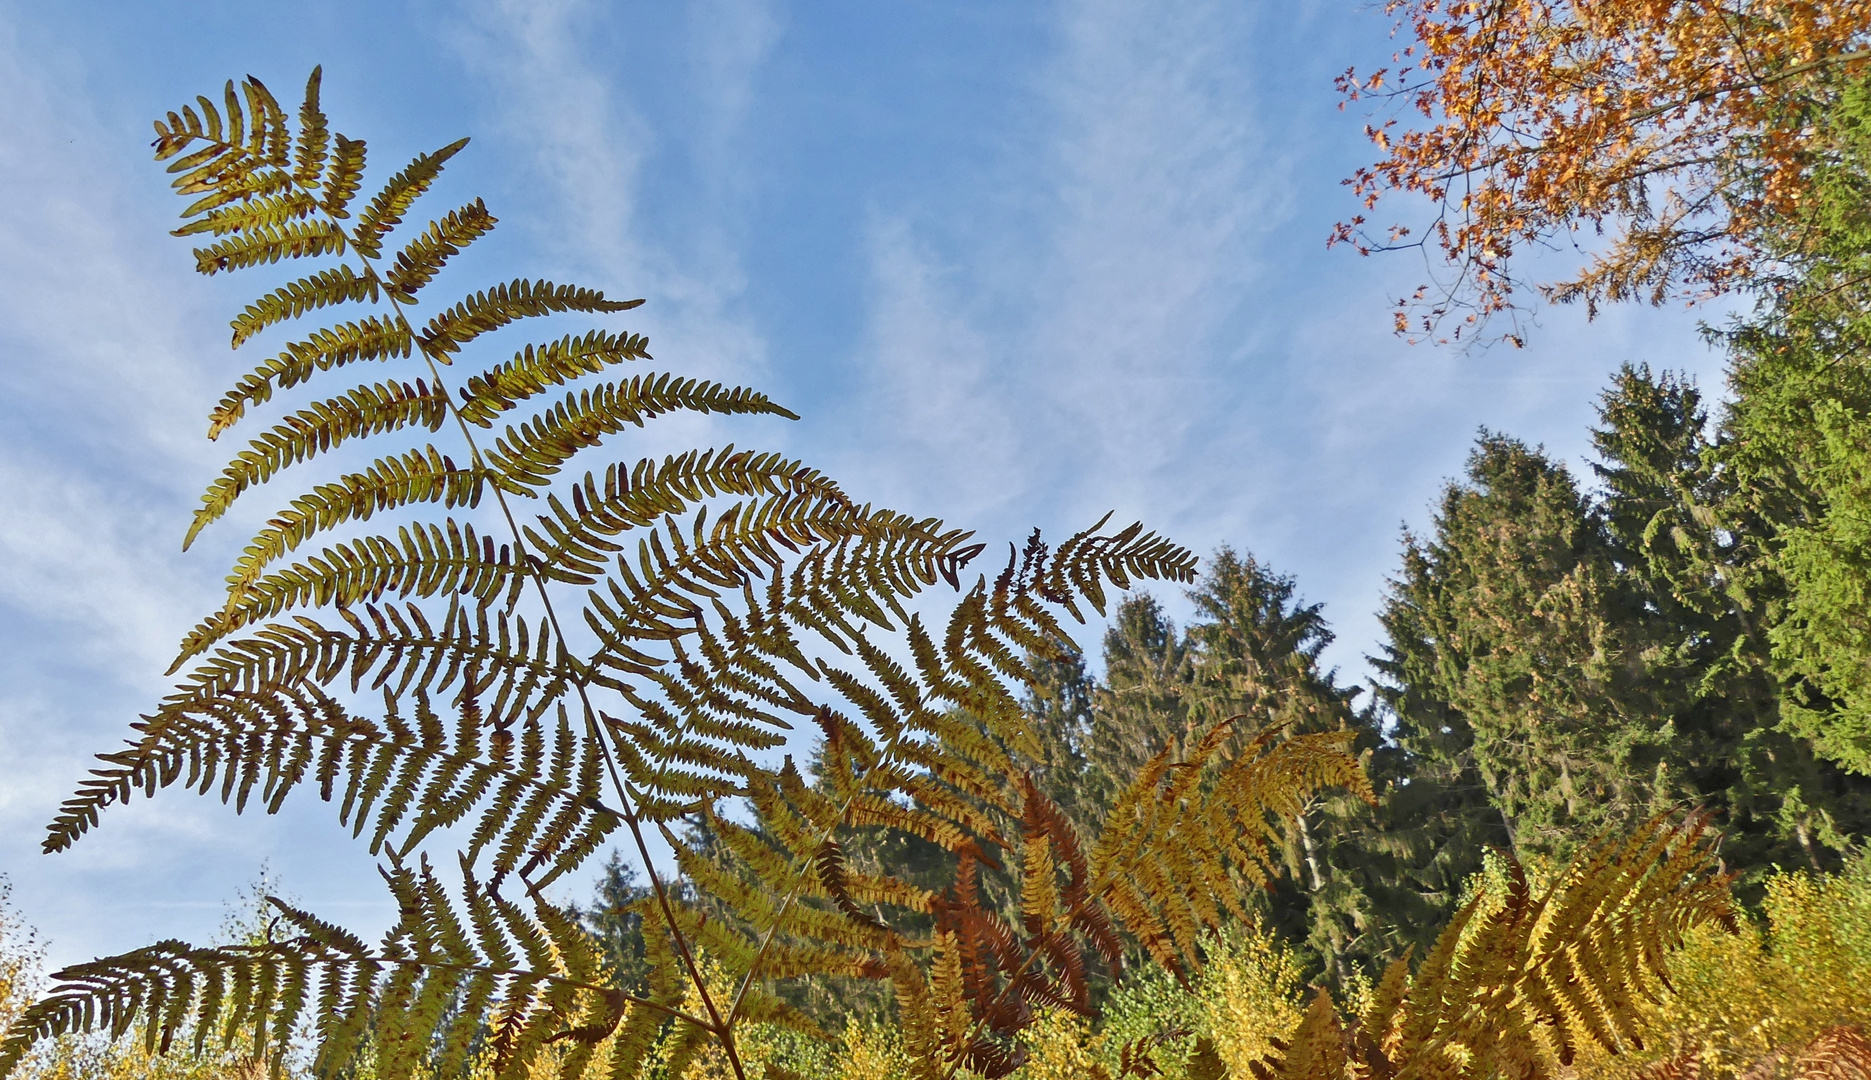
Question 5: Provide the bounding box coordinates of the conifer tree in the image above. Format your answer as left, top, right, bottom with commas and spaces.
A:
1377, 436, 1687, 860
1595, 366, 1871, 873
1718, 78, 1871, 778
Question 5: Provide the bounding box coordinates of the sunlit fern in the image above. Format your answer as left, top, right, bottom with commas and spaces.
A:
0, 68, 1323, 1080
1237, 813, 1737, 1080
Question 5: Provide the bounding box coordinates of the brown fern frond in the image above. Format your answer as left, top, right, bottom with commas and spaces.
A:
1796, 1027, 1871, 1080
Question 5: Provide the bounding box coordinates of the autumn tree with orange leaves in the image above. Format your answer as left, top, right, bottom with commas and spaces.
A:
1337, 0, 1871, 344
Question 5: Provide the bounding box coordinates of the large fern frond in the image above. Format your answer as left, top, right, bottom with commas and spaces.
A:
22, 65, 1217, 1080
1264, 815, 1739, 1080
0, 863, 689, 1080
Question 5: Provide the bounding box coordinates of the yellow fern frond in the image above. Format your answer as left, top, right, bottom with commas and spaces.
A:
192, 521, 526, 648
1089, 723, 1368, 976
173, 188, 321, 238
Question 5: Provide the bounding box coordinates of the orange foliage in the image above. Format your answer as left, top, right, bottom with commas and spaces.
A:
1337, 0, 1871, 343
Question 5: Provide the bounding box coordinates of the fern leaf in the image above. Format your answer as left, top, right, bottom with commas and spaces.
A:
1043, 513, 1199, 619
350, 139, 470, 258
384, 199, 498, 301
1187, 1038, 1231, 1080
173, 189, 320, 238
292, 67, 329, 186
244, 75, 291, 166
486, 376, 797, 489
230, 264, 382, 348
320, 135, 367, 217
193, 449, 494, 635
44, 688, 618, 884
419, 279, 643, 359
193, 219, 348, 275
212, 316, 413, 436
54, 601, 579, 845
190, 379, 450, 544
183, 521, 526, 645
457, 330, 653, 426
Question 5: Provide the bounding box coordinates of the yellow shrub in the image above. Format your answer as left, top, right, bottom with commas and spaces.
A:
1197, 925, 1308, 1079
1014, 1008, 1103, 1080
1573, 860, 1871, 1080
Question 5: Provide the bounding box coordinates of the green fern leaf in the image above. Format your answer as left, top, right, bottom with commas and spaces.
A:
45, 601, 586, 854
419, 279, 643, 359
176, 165, 298, 222
350, 138, 470, 258
182, 520, 525, 642
384, 199, 498, 301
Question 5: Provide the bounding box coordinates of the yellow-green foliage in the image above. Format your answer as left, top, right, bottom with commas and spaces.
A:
1195, 928, 1307, 1079
1572, 856, 1871, 1080
1046, 924, 1307, 1080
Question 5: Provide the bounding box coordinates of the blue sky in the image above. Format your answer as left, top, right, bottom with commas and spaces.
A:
0, 0, 1731, 969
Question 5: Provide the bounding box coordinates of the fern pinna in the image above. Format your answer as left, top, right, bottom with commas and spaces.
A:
0, 69, 1370, 1080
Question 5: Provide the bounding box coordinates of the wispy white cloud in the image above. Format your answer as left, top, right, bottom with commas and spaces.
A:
448, 0, 779, 395
845, 0, 1270, 530
0, 12, 288, 966
853, 217, 1020, 518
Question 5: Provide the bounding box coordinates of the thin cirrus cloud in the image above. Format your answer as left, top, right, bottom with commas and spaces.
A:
843, 0, 1270, 530
0, 14, 287, 969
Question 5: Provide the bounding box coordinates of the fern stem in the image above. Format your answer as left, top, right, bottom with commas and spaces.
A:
341, 243, 748, 1077
721, 715, 935, 1027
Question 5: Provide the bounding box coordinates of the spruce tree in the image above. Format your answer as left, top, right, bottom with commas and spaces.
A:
1376, 435, 1687, 860
1716, 78, 1871, 777
1595, 366, 1871, 873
